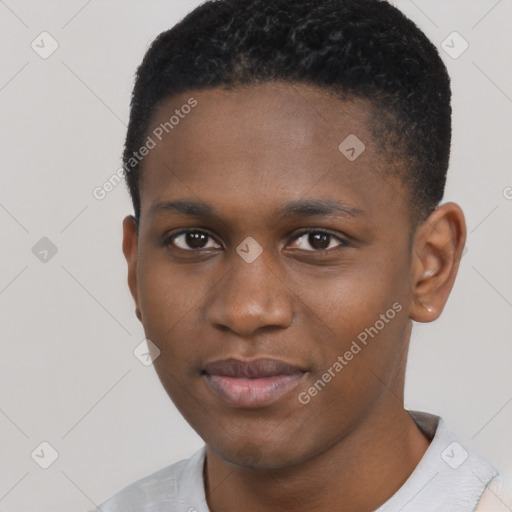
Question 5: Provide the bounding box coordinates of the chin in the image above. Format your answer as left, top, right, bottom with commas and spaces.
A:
209, 436, 313, 471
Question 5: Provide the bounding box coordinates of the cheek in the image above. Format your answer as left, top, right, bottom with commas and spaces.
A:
136, 255, 212, 357
290, 253, 410, 393
137, 261, 209, 413
292, 254, 407, 341
138, 234, 202, 310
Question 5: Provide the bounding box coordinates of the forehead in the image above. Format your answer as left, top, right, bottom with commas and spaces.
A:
138, 82, 408, 226
147, 82, 373, 165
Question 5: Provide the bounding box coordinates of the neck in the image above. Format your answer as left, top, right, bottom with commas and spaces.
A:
204, 399, 431, 512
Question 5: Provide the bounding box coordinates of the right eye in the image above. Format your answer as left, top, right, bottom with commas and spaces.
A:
165, 229, 223, 251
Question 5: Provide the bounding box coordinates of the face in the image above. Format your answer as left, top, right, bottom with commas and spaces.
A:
124, 82, 418, 469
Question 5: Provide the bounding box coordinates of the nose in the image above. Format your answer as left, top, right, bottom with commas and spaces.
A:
207, 253, 293, 337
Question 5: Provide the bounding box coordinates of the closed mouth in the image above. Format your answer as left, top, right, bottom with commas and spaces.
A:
202, 357, 306, 408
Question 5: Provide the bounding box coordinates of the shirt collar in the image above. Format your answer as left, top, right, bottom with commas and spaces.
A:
177, 411, 497, 512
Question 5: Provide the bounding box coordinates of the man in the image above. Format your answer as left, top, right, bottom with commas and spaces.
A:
93, 1, 510, 510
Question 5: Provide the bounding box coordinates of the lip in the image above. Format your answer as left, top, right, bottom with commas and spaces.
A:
202, 358, 306, 408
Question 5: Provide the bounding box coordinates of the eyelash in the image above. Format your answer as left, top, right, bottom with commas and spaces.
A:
164, 228, 349, 253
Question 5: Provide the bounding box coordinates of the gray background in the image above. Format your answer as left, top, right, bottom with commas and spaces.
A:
0, 0, 510, 510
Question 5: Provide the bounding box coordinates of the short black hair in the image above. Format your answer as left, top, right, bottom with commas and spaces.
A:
123, 0, 451, 223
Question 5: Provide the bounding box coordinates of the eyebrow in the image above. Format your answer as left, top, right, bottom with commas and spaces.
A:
149, 200, 216, 219
276, 199, 363, 219
148, 198, 363, 221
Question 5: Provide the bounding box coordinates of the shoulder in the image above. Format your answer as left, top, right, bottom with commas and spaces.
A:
92, 447, 207, 512
475, 475, 512, 512
376, 411, 500, 511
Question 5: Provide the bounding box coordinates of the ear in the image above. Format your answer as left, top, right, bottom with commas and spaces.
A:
122, 215, 142, 322
409, 202, 466, 323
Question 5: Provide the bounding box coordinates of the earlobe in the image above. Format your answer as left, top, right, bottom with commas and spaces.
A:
122, 215, 142, 323
409, 202, 466, 323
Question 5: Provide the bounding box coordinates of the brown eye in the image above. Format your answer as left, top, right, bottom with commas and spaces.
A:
308, 232, 331, 250
289, 230, 347, 251
168, 230, 221, 250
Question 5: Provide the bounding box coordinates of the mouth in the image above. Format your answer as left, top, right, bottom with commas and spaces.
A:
202, 358, 306, 408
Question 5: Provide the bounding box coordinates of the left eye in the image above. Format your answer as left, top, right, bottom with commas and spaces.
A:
288, 230, 347, 251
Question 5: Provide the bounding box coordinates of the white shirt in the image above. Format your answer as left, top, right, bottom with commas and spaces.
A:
92, 411, 507, 511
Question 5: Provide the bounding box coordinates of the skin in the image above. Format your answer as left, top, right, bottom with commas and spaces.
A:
122, 82, 466, 511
